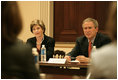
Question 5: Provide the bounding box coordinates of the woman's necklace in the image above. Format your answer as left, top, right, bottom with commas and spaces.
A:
36, 42, 41, 45
36, 35, 44, 45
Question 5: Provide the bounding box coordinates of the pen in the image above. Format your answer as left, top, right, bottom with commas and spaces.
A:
71, 57, 76, 60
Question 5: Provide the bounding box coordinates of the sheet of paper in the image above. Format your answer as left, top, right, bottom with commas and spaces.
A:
69, 60, 80, 63
48, 58, 67, 64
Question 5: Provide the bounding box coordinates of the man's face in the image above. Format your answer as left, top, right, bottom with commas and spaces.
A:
83, 21, 98, 40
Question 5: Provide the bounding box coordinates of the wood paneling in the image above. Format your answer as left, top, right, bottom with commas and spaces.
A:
54, 1, 111, 42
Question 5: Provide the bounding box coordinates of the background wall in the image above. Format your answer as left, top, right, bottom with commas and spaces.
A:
17, 1, 53, 42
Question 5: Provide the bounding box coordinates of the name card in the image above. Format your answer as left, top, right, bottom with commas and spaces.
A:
48, 58, 67, 64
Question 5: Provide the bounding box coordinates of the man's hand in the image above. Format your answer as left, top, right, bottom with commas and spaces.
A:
76, 55, 90, 62
64, 56, 71, 62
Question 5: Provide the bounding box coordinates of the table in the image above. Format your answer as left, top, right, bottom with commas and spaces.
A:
39, 61, 90, 79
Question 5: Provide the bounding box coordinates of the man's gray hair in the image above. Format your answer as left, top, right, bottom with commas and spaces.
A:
82, 18, 99, 28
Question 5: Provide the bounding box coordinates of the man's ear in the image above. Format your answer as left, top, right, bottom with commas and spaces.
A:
96, 27, 98, 32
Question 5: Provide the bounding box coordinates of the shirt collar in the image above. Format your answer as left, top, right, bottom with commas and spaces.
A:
88, 36, 96, 44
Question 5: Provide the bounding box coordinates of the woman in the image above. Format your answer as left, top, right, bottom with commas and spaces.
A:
1, 1, 39, 79
26, 20, 55, 61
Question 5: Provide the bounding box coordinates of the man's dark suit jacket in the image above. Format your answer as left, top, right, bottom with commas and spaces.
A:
67, 32, 111, 57
26, 34, 55, 61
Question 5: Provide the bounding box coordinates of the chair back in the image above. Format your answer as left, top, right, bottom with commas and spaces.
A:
53, 50, 65, 58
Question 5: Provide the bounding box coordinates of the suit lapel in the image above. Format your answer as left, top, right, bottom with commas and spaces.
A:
93, 33, 99, 47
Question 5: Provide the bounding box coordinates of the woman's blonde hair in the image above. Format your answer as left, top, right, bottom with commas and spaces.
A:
30, 19, 45, 34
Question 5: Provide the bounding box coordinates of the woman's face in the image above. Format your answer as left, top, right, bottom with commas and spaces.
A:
32, 25, 44, 37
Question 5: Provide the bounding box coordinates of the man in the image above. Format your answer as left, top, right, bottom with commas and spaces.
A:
65, 18, 111, 62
